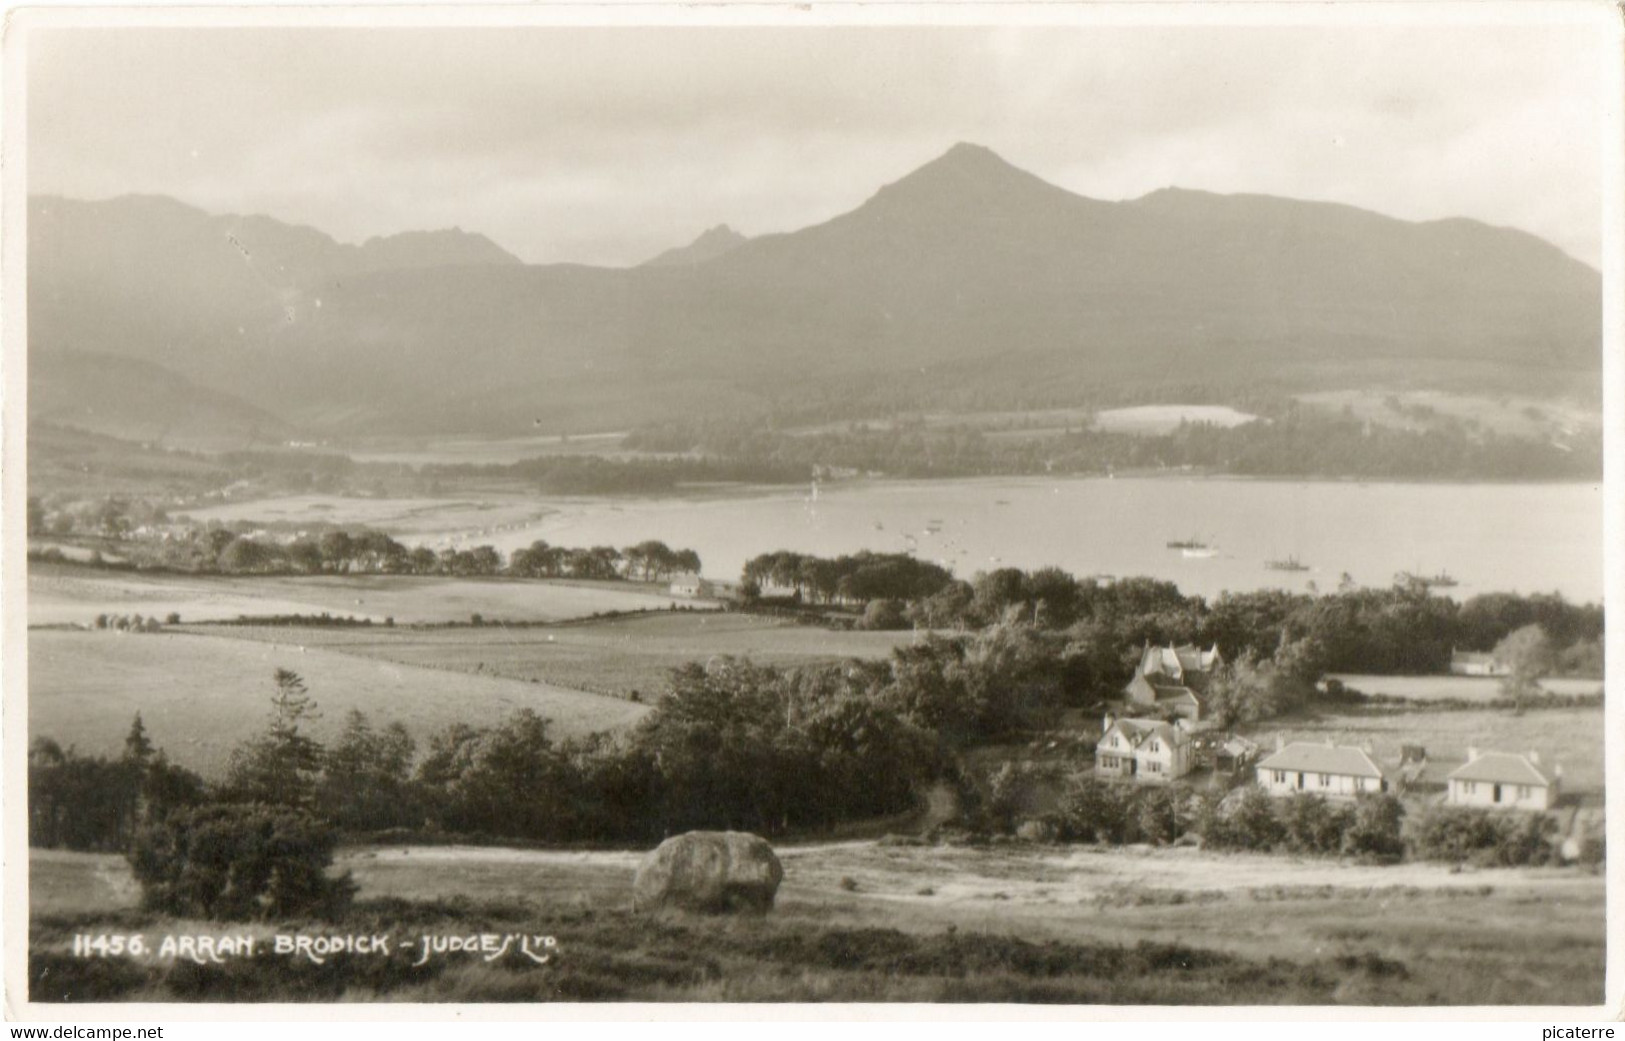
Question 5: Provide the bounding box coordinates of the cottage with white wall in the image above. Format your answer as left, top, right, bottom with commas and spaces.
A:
1255, 741, 1389, 800
1095, 714, 1194, 783
668, 573, 713, 598
1448, 649, 1511, 677
1446, 750, 1558, 810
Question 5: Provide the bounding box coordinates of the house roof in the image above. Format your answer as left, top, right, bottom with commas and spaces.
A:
1148, 682, 1202, 706
1447, 752, 1555, 786
1108, 717, 1191, 749
1140, 642, 1222, 679
1256, 742, 1388, 780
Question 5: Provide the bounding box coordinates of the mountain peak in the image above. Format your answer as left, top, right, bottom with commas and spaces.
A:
641, 223, 749, 267
856, 142, 1091, 222
921, 141, 1023, 177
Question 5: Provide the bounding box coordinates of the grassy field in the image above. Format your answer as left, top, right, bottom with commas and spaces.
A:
28, 841, 1604, 1004
28, 562, 690, 626
27, 629, 649, 776
1239, 704, 1606, 801
202, 612, 916, 699
1326, 673, 1603, 703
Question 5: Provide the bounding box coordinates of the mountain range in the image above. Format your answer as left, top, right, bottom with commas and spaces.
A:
28, 143, 1602, 444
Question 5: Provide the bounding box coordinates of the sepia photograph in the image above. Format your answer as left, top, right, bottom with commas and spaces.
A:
3, 2, 1620, 1016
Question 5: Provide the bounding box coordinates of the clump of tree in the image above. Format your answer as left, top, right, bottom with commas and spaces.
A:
83, 524, 705, 586
28, 716, 204, 851
1409, 805, 1560, 867
129, 803, 355, 921
125, 670, 354, 921
742, 550, 954, 605
1043, 778, 1405, 861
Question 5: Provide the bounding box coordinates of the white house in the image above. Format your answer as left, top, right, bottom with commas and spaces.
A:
668, 573, 713, 598
1449, 649, 1511, 677
1094, 714, 1194, 783
1446, 750, 1558, 810
1255, 742, 1389, 800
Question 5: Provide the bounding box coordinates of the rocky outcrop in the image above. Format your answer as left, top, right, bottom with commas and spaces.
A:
632, 831, 784, 914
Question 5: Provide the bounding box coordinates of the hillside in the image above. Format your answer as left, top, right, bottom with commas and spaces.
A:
28, 145, 1602, 437
28, 350, 291, 450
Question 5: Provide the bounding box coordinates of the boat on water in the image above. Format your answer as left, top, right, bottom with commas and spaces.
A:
1265, 555, 1310, 572
1395, 569, 1460, 589
1166, 536, 1209, 550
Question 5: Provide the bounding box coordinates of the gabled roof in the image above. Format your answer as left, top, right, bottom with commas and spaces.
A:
669, 572, 705, 585
1140, 642, 1222, 679
1447, 752, 1555, 786
1107, 717, 1191, 749
1256, 742, 1387, 780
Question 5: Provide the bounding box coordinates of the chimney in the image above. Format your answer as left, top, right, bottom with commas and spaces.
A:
1528, 750, 1541, 765
1275, 735, 1285, 753
1103, 711, 1115, 732
1361, 740, 1375, 757
1466, 746, 1480, 762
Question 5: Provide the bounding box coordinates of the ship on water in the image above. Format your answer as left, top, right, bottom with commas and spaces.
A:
1166, 535, 1209, 550
1265, 555, 1310, 572
1396, 569, 1460, 589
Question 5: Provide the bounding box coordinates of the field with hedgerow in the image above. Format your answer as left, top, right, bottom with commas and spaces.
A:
28, 561, 691, 627
206, 612, 919, 698
27, 628, 651, 773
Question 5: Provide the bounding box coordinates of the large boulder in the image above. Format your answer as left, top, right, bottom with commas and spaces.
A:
632, 830, 784, 914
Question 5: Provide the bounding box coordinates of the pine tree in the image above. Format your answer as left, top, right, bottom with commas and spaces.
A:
224, 670, 325, 808
123, 713, 154, 764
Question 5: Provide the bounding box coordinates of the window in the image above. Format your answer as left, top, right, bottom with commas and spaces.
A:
1147, 761, 1161, 773
1518, 786, 1530, 799
1464, 782, 1477, 794
1318, 774, 1330, 787
1272, 770, 1285, 784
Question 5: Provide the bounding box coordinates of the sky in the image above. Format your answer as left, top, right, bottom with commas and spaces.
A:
26, 20, 1612, 267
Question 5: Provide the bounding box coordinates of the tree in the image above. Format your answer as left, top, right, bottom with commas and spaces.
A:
861, 598, 908, 631
318, 710, 418, 832
1059, 775, 1131, 844
1342, 794, 1405, 859
1220, 787, 1286, 851
218, 536, 274, 573
129, 803, 354, 921
318, 531, 355, 572
1281, 794, 1349, 855
1494, 624, 1556, 710
123, 714, 154, 765
222, 670, 324, 808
